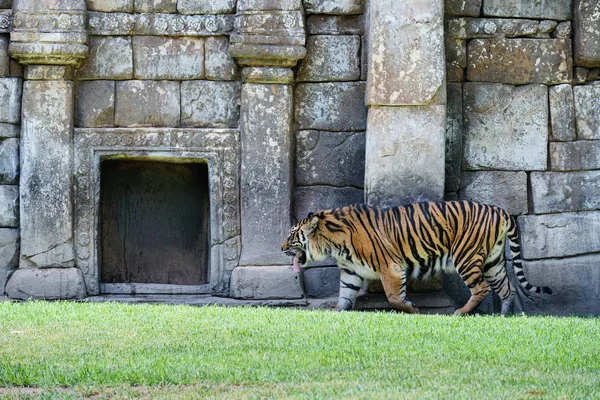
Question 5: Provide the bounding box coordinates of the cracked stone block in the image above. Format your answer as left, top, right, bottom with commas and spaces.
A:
0, 123, 18, 138
518, 211, 600, 259
133, 36, 204, 80
482, 0, 572, 20
204, 36, 239, 81
230, 266, 304, 299
467, 39, 572, 85
177, 0, 236, 14
549, 84, 576, 141
0, 35, 8, 77
0, 185, 17, 227
0, 138, 18, 185
459, 171, 528, 215
87, 0, 133, 12
574, 84, 600, 139
298, 35, 360, 82
0, 78, 22, 124
0, 228, 18, 296
76, 36, 133, 80
307, 15, 363, 35
5, 267, 86, 300
295, 82, 366, 131
294, 186, 364, 222
445, 0, 481, 16
296, 130, 365, 188
304, 0, 362, 14
463, 83, 548, 171
303, 266, 339, 298
445, 83, 462, 193
75, 81, 115, 128
135, 0, 176, 12
181, 81, 240, 128
531, 171, 600, 214
115, 80, 180, 127
574, 0, 600, 67
550, 141, 600, 171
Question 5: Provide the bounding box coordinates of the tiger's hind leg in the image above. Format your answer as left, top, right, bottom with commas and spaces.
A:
483, 257, 515, 316
380, 263, 419, 314
454, 258, 490, 316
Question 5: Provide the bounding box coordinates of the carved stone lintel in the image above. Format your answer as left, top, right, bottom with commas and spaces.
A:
25, 65, 73, 81
242, 66, 294, 83
0, 10, 12, 34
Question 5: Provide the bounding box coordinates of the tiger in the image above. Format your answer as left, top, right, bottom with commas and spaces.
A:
282, 200, 551, 315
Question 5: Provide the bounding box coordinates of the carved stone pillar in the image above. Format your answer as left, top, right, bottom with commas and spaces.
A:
5, 0, 88, 299
229, 0, 306, 299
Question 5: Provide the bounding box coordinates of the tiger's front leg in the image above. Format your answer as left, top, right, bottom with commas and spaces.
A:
380, 263, 419, 314
335, 268, 364, 311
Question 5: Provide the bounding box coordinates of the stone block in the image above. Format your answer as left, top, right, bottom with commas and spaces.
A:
459, 171, 528, 215
518, 211, 600, 259
204, 36, 239, 81
76, 36, 133, 80
549, 84, 576, 141
115, 81, 180, 127
366, 0, 444, 106
445, 83, 462, 193
307, 15, 363, 35
0, 123, 18, 138
574, 0, 600, 67
133, 36, 204, 80
365, 105, 445, 207
178, 0, 236, 14
5, 267, 87, 300
303, 266, 339, 298
296, 130, 365, 187
298, 35, 360, 82
295, 82, 366, 131
0, 185, 18, 227
553, 21, 572, 39
0, 0, 11, 8
445, 38, 466, 68
87, 0, 133, 12
0, 138, 18, 184
531, 171, 600, 214
230, 266, 304, 299
482, 0, 572, 20
550, 141, 600, 171
135, 0, 176, 12
304, 0, 362, 15
446, 62, 464, 82
467, 39, 572, 85
0, 34, 8, 77
181, 81, 240, 128
295, 186, 364, 221
237, 0, 302, 11
0, 78, 22, 124
463, 83, 548, 171
75, 81, 115, 128
0, 228, 18, 295
574, 84, 600, 139
9, 60, 22, 78
445, 0, 481, 16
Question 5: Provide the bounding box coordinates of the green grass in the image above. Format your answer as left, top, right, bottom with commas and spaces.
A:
0, 301, 599, 399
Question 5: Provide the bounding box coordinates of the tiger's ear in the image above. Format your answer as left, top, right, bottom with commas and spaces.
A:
305, 215, 320, 234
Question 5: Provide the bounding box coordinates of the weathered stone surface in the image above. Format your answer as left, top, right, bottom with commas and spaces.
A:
445, 0, 481, 16
303, 266, 339, 298
133, 36, 204, 80
531, 171, 600, 214
242, 67, 294, 83
9, 60, 22, 78
5, 267, 86, 300
446, 18, 547, 39
518, 211, 600, 259
0, 34, 8, 77
181, 81, 240, 128
135, 0, 176, 13
0, 228, 18, 296
463, 83, 548, 171
550, 141, 600, 171
230, 266, 303, 299
445, 83, 462, 192
205, 36, 239, 81
295, 82, 366, 131
237, 0, 302, 11
87, 0, 133, 12
0, 0, 11, 8
239, 83, 293, 266
0, 78, 21, 124
298, 35, 360, 82
459, 171, 528, 215
366, 0, 444, 106
365, 105, 445, 207
0, 123, 18, 138
445, 38, 466, 68
549, 84, 576, 141
178, 0, 236, 14
574, 0, 600, 67
75, 81, 115, 128
0, 185, 17, 227
575, 67, 589, 84
115, 81, 180, 127
482, 0, 572, 20
295, 186, 364, 221
446, 62, 464, 82
574, 84, 600, 139
296, 130, 365, 187
553, 21, 571, 39
76, 36, 133, 80
304, 0, 362, 14
467, 39, 572, 85
306, 15, 363, 35
0, 138, 18, 184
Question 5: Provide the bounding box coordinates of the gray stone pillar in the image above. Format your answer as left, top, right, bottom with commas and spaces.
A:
228, 0, 306, 299
5, 0, 88, 299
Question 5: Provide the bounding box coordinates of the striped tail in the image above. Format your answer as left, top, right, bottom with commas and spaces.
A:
507, 216, 552, 295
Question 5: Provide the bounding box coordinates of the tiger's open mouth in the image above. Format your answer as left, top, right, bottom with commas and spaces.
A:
285, 248, 306, 272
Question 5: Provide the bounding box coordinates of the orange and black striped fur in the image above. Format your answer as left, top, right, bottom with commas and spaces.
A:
282, 200, 551, 315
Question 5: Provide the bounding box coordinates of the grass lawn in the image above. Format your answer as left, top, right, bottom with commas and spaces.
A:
0, 301, 599, 399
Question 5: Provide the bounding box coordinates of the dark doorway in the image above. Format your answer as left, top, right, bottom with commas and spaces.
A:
100, 159, 210, 286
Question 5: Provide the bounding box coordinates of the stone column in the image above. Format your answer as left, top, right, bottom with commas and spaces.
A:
4, 0, 88, 299
228, 0, 307, 299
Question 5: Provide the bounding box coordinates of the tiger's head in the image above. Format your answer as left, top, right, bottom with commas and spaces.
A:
281, 212, 322, 272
